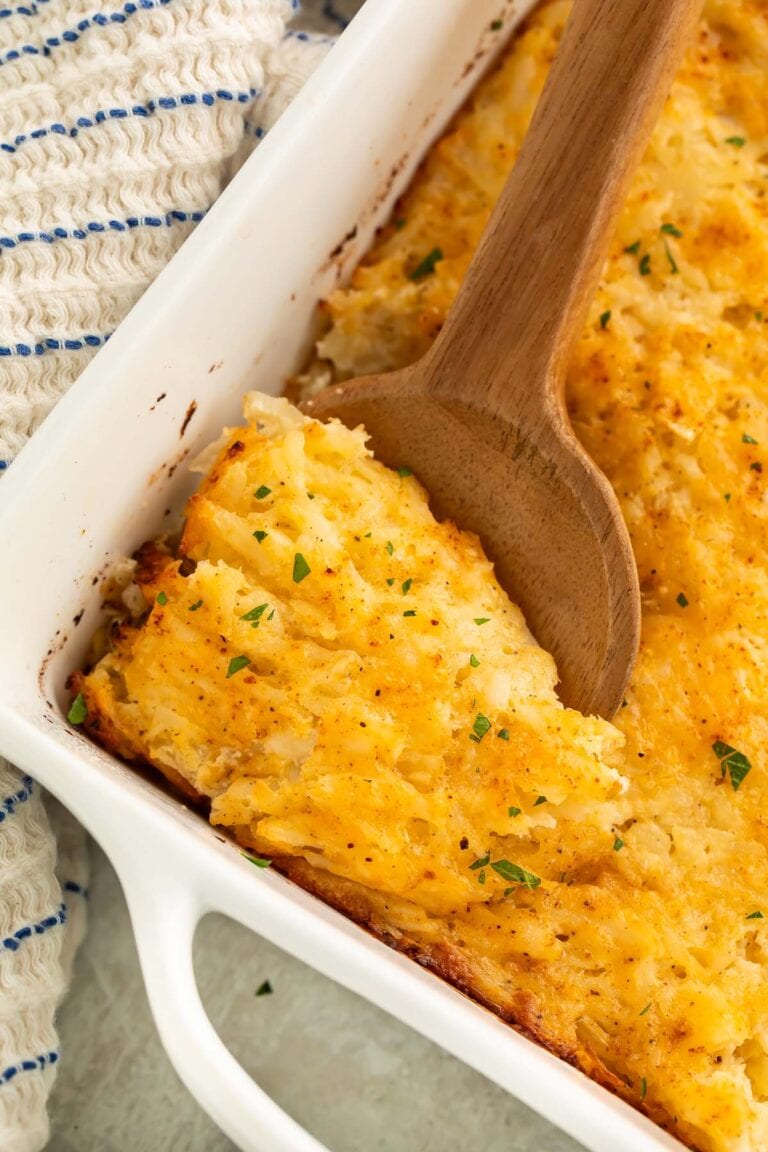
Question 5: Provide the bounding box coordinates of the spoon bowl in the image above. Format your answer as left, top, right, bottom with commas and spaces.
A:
305, 0, 703, 717
306, 368, 638, 717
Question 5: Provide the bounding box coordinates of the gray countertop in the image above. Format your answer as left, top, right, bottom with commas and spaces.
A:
49, 843, 585, 1152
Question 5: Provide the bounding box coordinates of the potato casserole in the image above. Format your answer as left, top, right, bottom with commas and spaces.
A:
72, 3, 768, 1148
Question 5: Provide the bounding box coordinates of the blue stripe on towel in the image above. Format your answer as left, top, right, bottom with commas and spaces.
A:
322, 1, 349, 29
0, 208, 207, 252
62, 880, 89, 899
1, 0, 172, 68
0, 333, 112, 357
1, 903, 67, 953
0, 1050, 59, 1084
0, 775, 33, 822
284, 28, 335, 45
0, 87, 260, 155
0, 0, 52, 20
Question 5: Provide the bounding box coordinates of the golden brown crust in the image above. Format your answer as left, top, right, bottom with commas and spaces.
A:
275, 855, 696, 1151
70, 664, 203, 803
69, 669, 141, 763
136, 754, 204, 803
72, 396, 707, 1149
72, 659, 701, 1150
71, 664, 698, 1151
133, 539, 175, 586
68, 6, 768, 1145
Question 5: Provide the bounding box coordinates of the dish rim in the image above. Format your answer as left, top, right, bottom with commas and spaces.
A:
0, 2, 687, 1149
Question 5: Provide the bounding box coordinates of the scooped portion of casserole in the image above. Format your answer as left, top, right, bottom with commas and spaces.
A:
74, 392, 626, 916
72, 0, 768, 1149
293, 3, 768, 1143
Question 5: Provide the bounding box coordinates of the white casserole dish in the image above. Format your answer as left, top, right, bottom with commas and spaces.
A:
0, 3, 687, 1150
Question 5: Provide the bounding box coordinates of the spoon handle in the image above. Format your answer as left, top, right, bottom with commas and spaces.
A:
424, 0, 703, 411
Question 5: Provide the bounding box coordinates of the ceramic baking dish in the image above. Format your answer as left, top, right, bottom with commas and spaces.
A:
0, 3, 687, 1150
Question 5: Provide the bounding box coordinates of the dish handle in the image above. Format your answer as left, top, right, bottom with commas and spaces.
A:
123, 867, 331, 1152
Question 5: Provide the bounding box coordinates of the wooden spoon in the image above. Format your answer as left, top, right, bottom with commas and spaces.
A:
304, 0, 703, 717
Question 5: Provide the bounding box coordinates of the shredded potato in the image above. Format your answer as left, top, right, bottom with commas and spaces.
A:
74, 3, 768, 1148
76, 392, 624, 916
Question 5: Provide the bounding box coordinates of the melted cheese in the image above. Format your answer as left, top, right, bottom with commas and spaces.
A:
76, 3, 768, 1147
79, 392, 624, 916
298, 3, 768, 1147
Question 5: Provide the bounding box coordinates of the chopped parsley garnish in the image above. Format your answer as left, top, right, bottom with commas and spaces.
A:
292, 553, 311, 583
640, 1078, 648, 1100
156, 591, 168, 606
243, 853, 271, 868
747, 911, 764, 920
267, 609, 275, 621
470, 853, 490, 871
256, 980, 273, 996
490, 860, 541, 890
253, 530, 268, 543
409, 247, 443, 281
624, 241, 641, 255
394, 217, 407, 230
397, 467, 413, 478
307, 492, 316, 500
241, 603, 269, 626
743, 433, 759, 444
724, 492, 732, 502
508, 806, 521, 817
497, 728, 510, 741
661, 223, 683, 237
639, 253, 651, 276
474, 617, 490, 625
386, 541, 394, 556
599, 310, 611, 330
725, 136, 746, 147
470, 713, 492, 743
403, 609, 417, 617
712, 740, 752, 791
402, 578, 413, 595
254, 485, 272, 500
385, 578, 395, 587
533, 795, 547, 806
663, 239, 678, 275
227, 655, 251, 678
469, 653, 480, 668
613, 838, 625, 852
67, 693, 87, 725
676, 592, 689, 608
751, 462, 763, 472
639, 1003, 652, 1016
364, 532, 372, 538
490, 18, 503, 29
188, 599, 203, 612
478, 870, 486, 884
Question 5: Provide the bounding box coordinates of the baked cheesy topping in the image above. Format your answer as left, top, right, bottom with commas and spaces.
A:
75, 392, 625, 914
74, 3, 768, 1149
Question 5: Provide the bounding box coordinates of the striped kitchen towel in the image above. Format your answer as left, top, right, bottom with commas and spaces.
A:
0, 1, 360, 1148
